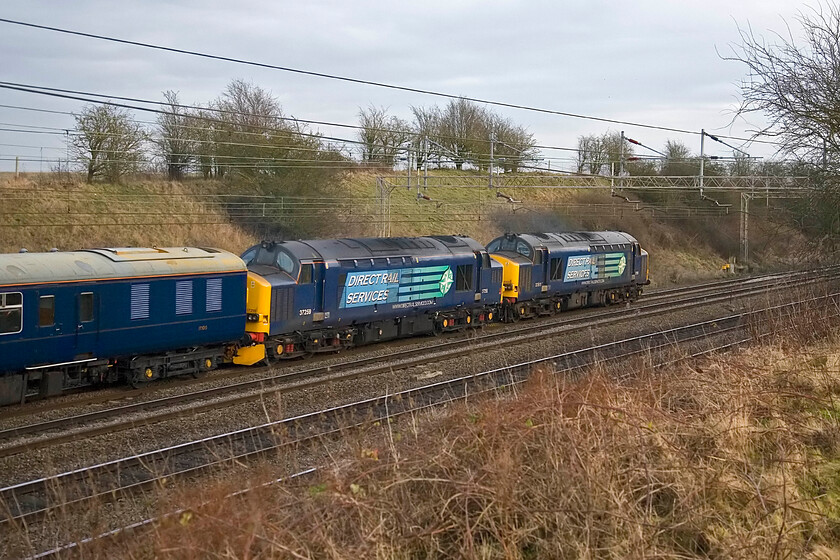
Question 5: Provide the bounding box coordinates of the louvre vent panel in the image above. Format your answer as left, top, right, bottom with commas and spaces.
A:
175, 281, 193, 315
206, 278, 223, 312
519, 267, 532, 292
130, 284, 150, 320
271, 287, 295, 322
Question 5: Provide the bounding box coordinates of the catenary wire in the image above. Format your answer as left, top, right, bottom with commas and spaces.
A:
0, 17, 780, 147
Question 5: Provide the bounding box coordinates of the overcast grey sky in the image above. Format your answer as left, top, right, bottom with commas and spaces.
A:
0, 0, 812, 173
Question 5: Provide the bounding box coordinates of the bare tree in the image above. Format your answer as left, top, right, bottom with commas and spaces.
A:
725, 4, 840, 166
488, 115, 538, 172
357, 105, 411, 166
726, 5, 840, 234
576, 134, 605, 174
155, 90, 194, 181
575, 131, 631, 175
70, 104, 146, 183
661, 140, 697, 176
438, 98, 487, 170
410, 105, 441, 169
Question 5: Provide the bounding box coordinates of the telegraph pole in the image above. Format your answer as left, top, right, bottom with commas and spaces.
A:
619, 131, 625, 189
699, 129, 705, 197
489, 131, 495, 189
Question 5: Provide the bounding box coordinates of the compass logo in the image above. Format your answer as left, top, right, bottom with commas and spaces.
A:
438, 267, 454, 295
618, 255, 626, 275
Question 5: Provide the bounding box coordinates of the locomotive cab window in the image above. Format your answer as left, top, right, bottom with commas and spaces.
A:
456, 265, 474, 292
79, 292, 94, 323
39, 295, 55, 327
515, 241, 532, 259
0, 292, 23, 335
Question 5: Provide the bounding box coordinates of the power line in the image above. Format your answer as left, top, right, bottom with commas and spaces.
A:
0, 86, 780, 171
0, 17, 781, 148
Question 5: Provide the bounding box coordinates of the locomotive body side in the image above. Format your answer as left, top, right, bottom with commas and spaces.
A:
237, 236, 502, 361
0, 247, 246, 404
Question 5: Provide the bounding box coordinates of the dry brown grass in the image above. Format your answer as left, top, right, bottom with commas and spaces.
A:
0, 174, 257, 253
46, 323, 840, 558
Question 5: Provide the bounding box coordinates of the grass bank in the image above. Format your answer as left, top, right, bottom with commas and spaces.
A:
1, 170, 817, 286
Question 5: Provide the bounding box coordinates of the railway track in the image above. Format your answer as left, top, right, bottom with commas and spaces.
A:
0, 266, 836, 458
0, 268, 794, 421
0, 267, 812, 424
5, 291, 838, 541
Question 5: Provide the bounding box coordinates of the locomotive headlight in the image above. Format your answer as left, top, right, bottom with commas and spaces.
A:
247, 313, 260, 322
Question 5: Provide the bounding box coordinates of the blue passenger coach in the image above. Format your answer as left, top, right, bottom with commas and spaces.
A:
235, 236, 502, 363
0, 247, 247, 404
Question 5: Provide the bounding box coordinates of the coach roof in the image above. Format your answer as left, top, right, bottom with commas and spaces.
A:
0, 247, 245, 286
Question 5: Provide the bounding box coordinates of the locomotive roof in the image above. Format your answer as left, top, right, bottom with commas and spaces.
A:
0, 247, 245, 286
491, 231, 638, 250
272, 235, 486, 261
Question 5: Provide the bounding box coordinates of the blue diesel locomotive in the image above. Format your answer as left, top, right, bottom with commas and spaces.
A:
233, 235, 503, 364
0, 247, 247, 405
486, 231, 649, 321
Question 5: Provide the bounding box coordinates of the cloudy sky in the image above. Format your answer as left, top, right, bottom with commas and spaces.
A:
0, 0, 812, 173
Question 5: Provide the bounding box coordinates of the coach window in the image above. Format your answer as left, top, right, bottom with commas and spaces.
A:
39, 295, 55, 327
299, 263, 313, 284
79, 292, 94, 322
456, 264, 474, 292
0, 292, 23, 335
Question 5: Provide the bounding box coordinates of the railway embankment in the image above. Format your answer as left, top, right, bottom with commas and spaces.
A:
1, 171, 816, 288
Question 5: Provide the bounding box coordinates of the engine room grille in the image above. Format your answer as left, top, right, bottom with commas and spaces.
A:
519, 266, 532, 292
271, 287, 294, 322
130, 284, 150, 320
